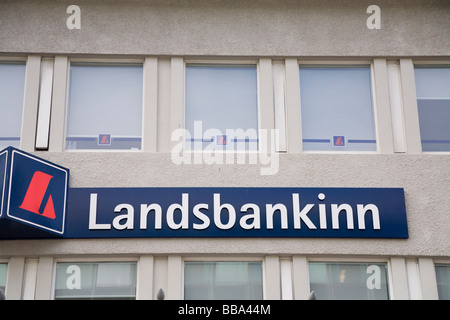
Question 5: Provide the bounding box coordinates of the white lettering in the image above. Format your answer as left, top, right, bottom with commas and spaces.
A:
366, 265, 381, 289
266, 203, 288, 229
66, 5, 81, 30
357, 204, 380, 229
331, 204, 354, 229
213, 193, 236, 230
66, 265, 81, 289
366, 5, 381, 30
87, 192, 384, 234
113, 203, 134, 230
167, 193, 189, 229
318, 193, 327, 229
88, 193, 111, 230
170, 128, 190, 165
140, 203, 162, 229
240, 203, 261, 229
292, 193, 316, 229
193, 203, 210, 230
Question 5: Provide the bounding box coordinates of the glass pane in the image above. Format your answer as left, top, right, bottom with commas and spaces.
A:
309, 262, 389, 300
54, 262, 137, 300
184, 261, 263, 300
414, 67, 450, 151
66, 64, 143, 150
299, 66, 376, 151
185, 65, 258, 151
0, 264, 7, 295
0, 62, 26, 149
435, 264, 450, 300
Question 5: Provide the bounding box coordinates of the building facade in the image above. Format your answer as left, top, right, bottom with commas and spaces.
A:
0, 0, 449, 300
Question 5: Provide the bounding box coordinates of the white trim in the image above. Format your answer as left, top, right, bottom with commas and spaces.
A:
399, 59, 422, 154
35, 58, 54, 150
6, 150, 68, 235
22, 258, 38, 300
387, 60, 407, 153
406, 259, 422, 300
273, 61, 287, 152
280, 258, 293, 300
48, 56, 69, 152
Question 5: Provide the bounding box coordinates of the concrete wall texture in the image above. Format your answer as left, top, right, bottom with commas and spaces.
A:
0, 0, 449, 57
0, 0, 449, 300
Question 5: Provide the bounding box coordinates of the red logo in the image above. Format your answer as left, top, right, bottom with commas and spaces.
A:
19, 171, 56, 219
217, 135, 227, 145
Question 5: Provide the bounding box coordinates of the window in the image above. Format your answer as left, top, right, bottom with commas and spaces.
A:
0, 263, 7, 297
185, 64, 258, 151
54, 262, 137, 300
414, 66, 450, 152
435, 264, 450, 300
309, 262, 389, 300
0, 62, 26, 149
65, 63, 143, 150
299, 65, 377, 151
184, 261, 263, 300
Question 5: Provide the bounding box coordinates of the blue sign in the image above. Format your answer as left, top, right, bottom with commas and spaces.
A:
0, 147, 409, 240
65, 187, 408, 239
0, 147, 69, 237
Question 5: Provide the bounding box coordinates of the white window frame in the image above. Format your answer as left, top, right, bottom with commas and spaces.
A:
51, 257, 139, 300
0, 259, 8, 295
63, 58, 146, 153
0, 57, 28, 150
412, 60, 450, 155
182, 59, 266, 155
306, 256, 392, 300
181, 256, 265, 300
298, 60, 380, 154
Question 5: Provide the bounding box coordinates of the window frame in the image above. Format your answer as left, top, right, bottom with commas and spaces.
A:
412, 60, 450, 154
182, 256, 265, 300
0, 260, 8, 297
63, 58, 145, 152
0, 57, 27, 150
298, 60, 379, 154
434, 259, 450, 300
306, 257, 392, 300
51, 257, 139, 300
183, 59, 262, 154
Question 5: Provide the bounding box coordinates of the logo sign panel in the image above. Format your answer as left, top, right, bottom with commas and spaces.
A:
333, 136, 345, 146
0, 149, 8, 218
0, 147, 69, 236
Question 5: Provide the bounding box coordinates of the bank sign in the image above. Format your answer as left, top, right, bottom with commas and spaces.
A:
0, 147, 409, 239
0, 147, 69, 238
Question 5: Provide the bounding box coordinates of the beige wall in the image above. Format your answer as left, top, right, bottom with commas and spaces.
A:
0, 0, 449, 300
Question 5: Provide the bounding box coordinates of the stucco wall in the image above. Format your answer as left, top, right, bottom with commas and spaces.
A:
0, 0, 449, 57
0, 152, 448, 257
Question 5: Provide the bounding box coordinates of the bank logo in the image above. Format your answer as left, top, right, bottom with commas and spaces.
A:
216, 135, 227, 145
333, 136, 345, 147
3, 148, 69, 235
98, 134, 111, 146
20, 171, 56, 219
